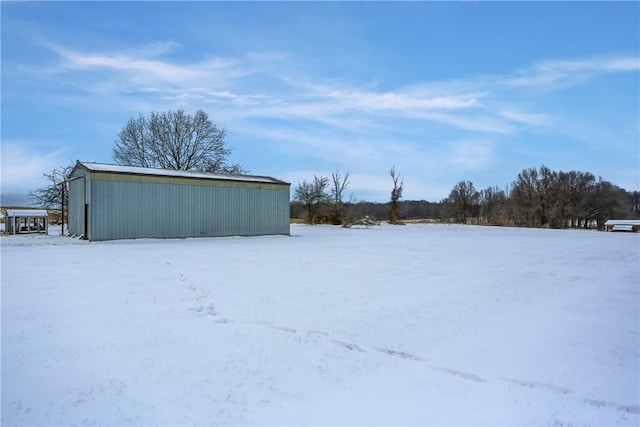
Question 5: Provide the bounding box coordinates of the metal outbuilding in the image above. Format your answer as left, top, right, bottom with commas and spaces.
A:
4, 209, 49, 235
67, 161, 290, 241
603, 219, 640, 232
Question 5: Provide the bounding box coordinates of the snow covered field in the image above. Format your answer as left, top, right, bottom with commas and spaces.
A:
1, 224, 638, 426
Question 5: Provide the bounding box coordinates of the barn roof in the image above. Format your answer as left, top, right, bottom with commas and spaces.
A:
72, 161, 289, 185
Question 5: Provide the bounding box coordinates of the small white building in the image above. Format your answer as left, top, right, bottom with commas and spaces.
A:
4, 210, 49, 235
604, 219, 640, 232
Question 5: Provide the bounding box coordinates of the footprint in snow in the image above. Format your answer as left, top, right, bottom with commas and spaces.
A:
189, 303, 217, 316
333, 340, 367, 353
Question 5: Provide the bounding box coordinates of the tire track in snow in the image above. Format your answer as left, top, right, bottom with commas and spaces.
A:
584, 399, 640, 414
373, 347, 426, 362
503, 377, 572, 394
183, 282, 638, 417
432, 366, 488, 383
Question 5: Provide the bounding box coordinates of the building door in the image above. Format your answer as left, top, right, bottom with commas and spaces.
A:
84, 204, 89, 240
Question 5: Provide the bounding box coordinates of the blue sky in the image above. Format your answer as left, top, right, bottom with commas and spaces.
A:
2, 1, 639, 204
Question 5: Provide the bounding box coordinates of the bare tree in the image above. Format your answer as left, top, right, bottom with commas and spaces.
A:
29, 163, 73, 208
534, 165, 556, 226
388, 166, 404, 224
113, 114, 151, 167
512, 165, 559, 227
294, 175, 329, 224
446, 180, 480, 223
632, 191, 640, 216
113, 109, 246, 174
479, 186, 509, 225
511, 167, 539, 227
328, 171, 351, 225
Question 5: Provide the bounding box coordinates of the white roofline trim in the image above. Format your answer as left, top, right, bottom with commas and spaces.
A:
6, 209, 49, 217
73, 161, 290, 186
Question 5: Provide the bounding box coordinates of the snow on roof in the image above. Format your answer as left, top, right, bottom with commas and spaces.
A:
6, 209, 48, 217
604, 220, 640, 225
75, 162, 289, 185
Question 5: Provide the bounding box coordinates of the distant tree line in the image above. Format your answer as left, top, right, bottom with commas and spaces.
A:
293, 172, 353, 225
441, 165, 639, 229
290, 199, 441, 224
293, 167, 407, 226
291, 165, 639, 230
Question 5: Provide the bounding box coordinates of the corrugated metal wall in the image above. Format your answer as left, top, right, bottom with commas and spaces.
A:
67, 173, 87, 237
87, 178, 290, 241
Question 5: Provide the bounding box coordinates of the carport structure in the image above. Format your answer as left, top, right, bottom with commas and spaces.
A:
4, 209, 49, 235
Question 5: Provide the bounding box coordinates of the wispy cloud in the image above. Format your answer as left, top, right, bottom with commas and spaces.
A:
537, 56, 640, 73
37, 41, 639, 140
502, 55, 639, 88
313, 87, 483, 111
57, 49, 226, 85
1, 141, 70, 190
15, 42, 637, 200
123, 40, 183, 59
41, 41, 248, 95
497, 108, 549, 127
446, 139, 495, 171
30, 43, 491, 132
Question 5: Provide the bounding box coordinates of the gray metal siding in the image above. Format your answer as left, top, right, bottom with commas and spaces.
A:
88, 180, 289, 241
67, 174, 86, 237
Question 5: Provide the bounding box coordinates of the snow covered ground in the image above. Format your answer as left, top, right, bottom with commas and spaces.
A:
1, 224, 638, 426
